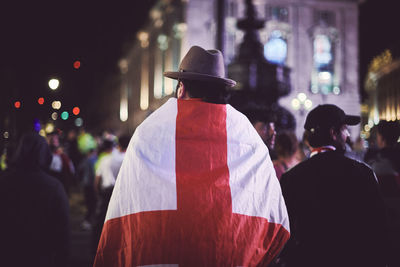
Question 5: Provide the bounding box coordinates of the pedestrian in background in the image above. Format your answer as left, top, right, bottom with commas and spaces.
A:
92, 139, 115, 254
365, 120, 400, 267
0, 132, 70, 267
241, 104, 278, 159
280, 104, 388, 267
78, 148, 98, 231
273, 131, 300, 180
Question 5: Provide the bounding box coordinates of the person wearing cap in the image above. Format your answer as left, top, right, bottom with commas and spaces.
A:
93, 46, 290, 266
279, 104, 388, 267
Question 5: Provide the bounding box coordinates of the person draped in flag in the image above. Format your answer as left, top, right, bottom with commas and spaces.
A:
279, 104, 388, 267
93, 45, 290, 267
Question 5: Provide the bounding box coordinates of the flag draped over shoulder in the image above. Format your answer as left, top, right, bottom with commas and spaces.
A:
94, 98, 290, 267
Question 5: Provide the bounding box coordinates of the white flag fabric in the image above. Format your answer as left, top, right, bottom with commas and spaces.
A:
94, 98, 290, 267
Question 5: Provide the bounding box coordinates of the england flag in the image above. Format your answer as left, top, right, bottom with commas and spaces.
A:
94, 98, 290, 267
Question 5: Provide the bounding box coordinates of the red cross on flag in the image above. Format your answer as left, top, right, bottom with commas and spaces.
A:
94, 98, 290, 267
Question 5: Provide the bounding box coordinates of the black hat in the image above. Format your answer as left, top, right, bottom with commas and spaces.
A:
304, 104, 360, 131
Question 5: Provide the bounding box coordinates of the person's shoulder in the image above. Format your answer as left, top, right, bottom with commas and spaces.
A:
135, 98, 177, 138
225, 104, 265, 147
280, 158, 310, 183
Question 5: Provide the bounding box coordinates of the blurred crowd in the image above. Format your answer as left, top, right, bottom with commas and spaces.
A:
0, 108, 399, 266
0, 128, 131, 266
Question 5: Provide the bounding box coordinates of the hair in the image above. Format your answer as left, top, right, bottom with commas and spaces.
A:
377, 120, 400, 147
239, 105, 277, 125
180, 79, 231, 104
307, 124, 342, 147
118, 135, 131, 150
275, 131, 299, 158
99, 139, 114, 153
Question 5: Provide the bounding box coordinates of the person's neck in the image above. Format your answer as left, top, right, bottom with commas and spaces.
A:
278, 156, 299, 169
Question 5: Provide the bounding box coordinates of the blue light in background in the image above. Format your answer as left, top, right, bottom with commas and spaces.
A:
264, 30, 287, 65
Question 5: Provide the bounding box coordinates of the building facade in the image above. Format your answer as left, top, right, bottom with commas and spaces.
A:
114, 0, 362, 140
363, 54, 400, 139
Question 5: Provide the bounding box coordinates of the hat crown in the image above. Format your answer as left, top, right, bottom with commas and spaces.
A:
304, 104, 360, 130
179, 46, 225, 78
163, 45, 236, 87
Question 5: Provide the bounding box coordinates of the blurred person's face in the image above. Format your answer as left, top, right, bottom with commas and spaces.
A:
376, 132, 385, 149
266, 122, 276, 149
49, 135, 60, 147
332, 124, 350, 152
253, 121, 276, 149
253, 121, 268, 143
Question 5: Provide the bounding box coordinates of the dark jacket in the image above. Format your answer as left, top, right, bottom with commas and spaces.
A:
280, 150, 388, 267
0, 132, 70, 267
365, 147, 400, 197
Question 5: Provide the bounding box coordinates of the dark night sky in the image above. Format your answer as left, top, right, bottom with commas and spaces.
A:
0, 0, 398, 133
1, 1, 156, 133
359, 0, 400, 101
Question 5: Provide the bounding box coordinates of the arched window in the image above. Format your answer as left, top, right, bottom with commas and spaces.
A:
311, 34, 340, 95
312, 34, 334, 94
264, 30, 287, 65
310, 10, 340, 95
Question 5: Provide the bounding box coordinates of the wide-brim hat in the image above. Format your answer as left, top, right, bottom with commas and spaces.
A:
304, 104, 360, 131
164, 45, 236, 87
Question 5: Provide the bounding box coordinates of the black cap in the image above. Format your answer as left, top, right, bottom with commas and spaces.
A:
304, 104, 360, 131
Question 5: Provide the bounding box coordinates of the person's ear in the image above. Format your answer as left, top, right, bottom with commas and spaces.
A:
177, 82, 186, 99
329, 127, 337, 141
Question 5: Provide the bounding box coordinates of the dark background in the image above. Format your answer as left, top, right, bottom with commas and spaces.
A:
0, 0, 398, 134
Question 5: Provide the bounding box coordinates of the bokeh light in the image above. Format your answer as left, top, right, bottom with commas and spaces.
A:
75, 118, 83, 127
73, 60, 81, 69
48, 78, 60, 90
38, 97, 44, 105
61, 111, 69, 120
72, 107, 80, 115
14, 101, 21, 109
52, 101, 61, 110
51, 112, 58, 120
45, 123, 55, 133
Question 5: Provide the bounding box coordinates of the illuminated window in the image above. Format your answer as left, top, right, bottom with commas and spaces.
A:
267, 6, 288, 22
264, 30, 287, 65
311, 34, 335, 94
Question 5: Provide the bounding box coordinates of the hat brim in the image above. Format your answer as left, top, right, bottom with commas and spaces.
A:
344, 115, 361, 126
164, 71, 236, 87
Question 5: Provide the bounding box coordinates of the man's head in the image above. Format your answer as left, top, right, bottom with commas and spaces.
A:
240, 105, 277, 148
118, 135, 131, 152
275, 131, 299, 159
304, 104, 360, 152
100, 139, 114, 154
376, 120, 400, 148
164, 45, 236, 104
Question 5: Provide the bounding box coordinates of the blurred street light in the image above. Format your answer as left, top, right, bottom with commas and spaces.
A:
75, 118, 83, 127
48, 78, 60, 90
52, 101, 61, 109
51, 112, 58, 120
61, 111, 69, 120
291, 93, 313, 115
72, 107, 80, 115
14, 101, 21, 109
45, 123, 55, 133
73, 60, 81, 69
38, 97, 45, 105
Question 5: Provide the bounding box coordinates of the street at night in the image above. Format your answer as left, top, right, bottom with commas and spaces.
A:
1, 0, 400, 266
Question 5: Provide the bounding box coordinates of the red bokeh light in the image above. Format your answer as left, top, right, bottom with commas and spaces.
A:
72, 107, 80, 115
14, 101, 21, 109
38, 97, 44, 105
73, 60, 81, 69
